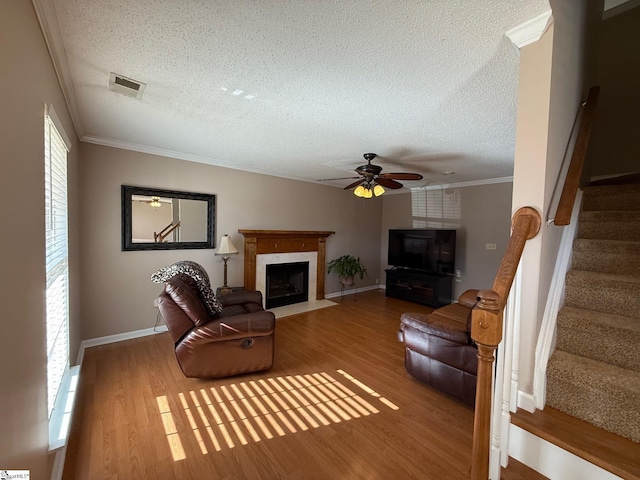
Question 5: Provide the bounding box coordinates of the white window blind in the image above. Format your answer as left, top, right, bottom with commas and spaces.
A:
45, 109, 69, 419
411, 187, 461, 229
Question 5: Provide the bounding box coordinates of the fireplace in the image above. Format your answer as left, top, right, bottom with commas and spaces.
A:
238, 230, 335, 304
265, 262, 309, 309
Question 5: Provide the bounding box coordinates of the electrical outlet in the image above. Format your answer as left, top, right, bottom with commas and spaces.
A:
375, 278, 379, 284
486, 243, 497, 250
455, 269, 462, 283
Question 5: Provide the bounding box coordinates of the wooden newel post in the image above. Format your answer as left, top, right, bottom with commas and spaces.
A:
469, 206, 541, 479
470, 290, 502, 480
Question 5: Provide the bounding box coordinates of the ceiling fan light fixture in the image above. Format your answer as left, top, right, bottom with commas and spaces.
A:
149, 196, 161, 208
363, 188, 373, 199
353, 185, 366, 197
373, 184, 385, 196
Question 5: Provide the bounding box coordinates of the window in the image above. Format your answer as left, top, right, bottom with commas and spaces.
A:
411, 187, 461, 229
45, 107, 70, 420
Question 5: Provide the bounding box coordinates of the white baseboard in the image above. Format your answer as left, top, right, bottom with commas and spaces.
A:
325, 284, 382, 299
76, 285, 379, 360
508, 424, 622, 480
517, 390, 536, 413
76, 325, 168, 366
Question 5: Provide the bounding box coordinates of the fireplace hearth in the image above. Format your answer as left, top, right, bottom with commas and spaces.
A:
265, 262, 309, 309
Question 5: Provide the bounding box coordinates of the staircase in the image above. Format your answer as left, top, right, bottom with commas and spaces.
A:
546, 182, 640, 444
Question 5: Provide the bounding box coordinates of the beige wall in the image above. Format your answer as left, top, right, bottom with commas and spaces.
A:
79, 143, 382, 339
380, 182, 513, 299
513, 1, 601, 393
589, 5, 640, 177
0, 2, 80, 477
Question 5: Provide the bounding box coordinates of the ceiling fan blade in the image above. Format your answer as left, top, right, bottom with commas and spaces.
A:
376, 177, 403, 189
317, 176, 360, 182
344, 179, 365, 190
379, 172, 424, 180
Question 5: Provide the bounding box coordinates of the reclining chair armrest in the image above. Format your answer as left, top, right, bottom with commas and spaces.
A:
181, 311, 275, 348
400, 312, 470, 345
220, 290, 264, 308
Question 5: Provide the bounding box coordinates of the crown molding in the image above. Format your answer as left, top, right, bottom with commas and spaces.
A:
32, 0, 84, 138
81, 135, 315, 183
506, 10, 553, 50
410, 176, 513, 192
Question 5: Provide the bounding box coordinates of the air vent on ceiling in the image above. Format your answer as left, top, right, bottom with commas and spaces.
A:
108, 72, 146, 99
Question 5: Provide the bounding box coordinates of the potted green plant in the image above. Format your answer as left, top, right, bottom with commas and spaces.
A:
327, 255, 368, 285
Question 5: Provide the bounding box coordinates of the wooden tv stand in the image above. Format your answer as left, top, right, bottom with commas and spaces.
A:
385, 268, 453, 308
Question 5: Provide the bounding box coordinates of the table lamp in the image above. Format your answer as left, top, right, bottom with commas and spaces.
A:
215, 234, 239, 294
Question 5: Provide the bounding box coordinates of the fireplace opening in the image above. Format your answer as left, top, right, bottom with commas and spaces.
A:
266, 262, 309, 309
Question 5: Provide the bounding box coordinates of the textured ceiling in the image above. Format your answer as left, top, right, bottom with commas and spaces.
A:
48, 0, 551, 189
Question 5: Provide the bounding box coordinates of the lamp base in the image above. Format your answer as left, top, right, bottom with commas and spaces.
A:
218, 286, 233, 295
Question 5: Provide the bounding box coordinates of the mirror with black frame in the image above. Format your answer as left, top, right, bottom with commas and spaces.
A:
121, 185, 216, 251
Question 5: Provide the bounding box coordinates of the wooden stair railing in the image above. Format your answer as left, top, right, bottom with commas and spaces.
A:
470, 207, 541, 480
553, 86, 600, 226
154, 221, 180, 243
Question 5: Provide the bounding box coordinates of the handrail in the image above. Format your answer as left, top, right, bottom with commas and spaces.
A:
154, 221, 180, 243
553, 86, 600, 226
470, 207, 541, 480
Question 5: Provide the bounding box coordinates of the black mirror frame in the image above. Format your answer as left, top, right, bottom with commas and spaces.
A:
121, 185, 216, 251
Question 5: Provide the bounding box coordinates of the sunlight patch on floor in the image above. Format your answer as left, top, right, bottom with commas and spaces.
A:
156, 369, 397, 460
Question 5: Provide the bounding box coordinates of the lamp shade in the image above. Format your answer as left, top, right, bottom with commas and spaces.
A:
353, 185, 365, 197
216, 234, 239, 255
373, 184, 385, 196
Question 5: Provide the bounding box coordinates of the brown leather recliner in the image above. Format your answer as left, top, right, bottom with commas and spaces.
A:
157, 274, 275, 378
398, 289, 480, 406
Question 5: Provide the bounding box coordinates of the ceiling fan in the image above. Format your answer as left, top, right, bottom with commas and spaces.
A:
319, 153, 423, 198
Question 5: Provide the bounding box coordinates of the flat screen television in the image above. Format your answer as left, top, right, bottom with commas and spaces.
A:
388, 229, 456, 275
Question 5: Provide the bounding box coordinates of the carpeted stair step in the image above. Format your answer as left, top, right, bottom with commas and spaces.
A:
578, 211, 640, 241
556, 306, 640, 372
572, 238, 640, 275
565, 270, 640, 319
546, 350, 640, 443
581, 184, 640, 212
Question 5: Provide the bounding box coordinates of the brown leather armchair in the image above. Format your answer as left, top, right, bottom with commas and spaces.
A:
157, 274, 275, 378
398, 289, 479, 406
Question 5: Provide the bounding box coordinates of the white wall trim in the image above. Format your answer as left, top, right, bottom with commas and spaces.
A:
50, 445, 66, 480
412, 176, 513, 192
76, 325, 168, 366
84, 133, 516, 192
517, 390, 536, 413
508, 424, 622, 480
591, 172, 640, 182
32, 0, 84, 139
325, 284, 380, 299
81, 135, 318, 184
506, 10, 553, 50
45, 104, 72, 151
533, 191, 582, 409
49, 365, 79, 480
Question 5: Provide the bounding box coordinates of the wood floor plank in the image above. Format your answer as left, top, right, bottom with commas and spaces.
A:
65, 291, 481, 479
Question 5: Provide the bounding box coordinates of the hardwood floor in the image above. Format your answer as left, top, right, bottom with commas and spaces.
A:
64, 291, 477, 479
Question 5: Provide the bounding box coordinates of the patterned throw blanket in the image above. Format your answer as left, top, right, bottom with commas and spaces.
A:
151, 260, 223, 314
